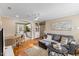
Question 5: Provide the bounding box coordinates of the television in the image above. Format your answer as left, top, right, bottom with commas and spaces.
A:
0, 28, 3, 56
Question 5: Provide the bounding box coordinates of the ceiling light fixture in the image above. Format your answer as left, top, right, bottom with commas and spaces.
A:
35, 17, 39, 20
15, 15, 19, 18
26, 12, 40, 21
33, 13, 40, 20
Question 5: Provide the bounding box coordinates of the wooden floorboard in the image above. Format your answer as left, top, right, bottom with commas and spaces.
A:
13, 39, 38, 56
13, 39, 79, 56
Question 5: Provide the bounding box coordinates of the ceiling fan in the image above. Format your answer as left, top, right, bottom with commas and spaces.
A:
26, 12, 40, 21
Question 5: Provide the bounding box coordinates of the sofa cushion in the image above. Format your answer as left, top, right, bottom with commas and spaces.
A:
47, 35, 53, 41
60, 36, 68, 45
52, 35, 61, 42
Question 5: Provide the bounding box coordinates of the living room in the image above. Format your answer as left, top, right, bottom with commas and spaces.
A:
0, 3, 79, 56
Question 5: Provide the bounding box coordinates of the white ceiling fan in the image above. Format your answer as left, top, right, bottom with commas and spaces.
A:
34, 17, 40, 20
25, 12, 40, 21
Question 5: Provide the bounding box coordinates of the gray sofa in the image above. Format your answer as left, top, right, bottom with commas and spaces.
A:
46, 33, 79, 56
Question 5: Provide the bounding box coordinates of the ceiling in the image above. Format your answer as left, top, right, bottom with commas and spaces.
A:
0, 3, 79, 21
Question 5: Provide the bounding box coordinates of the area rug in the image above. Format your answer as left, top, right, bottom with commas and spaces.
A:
25, 45, 48, 56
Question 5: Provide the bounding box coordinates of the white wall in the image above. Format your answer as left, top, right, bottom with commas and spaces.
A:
1, 17, 16, 38
45, 15, 79, 43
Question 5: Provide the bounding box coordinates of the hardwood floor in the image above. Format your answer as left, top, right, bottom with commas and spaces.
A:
13, 38, 79, 56
13, 39, 39, 56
